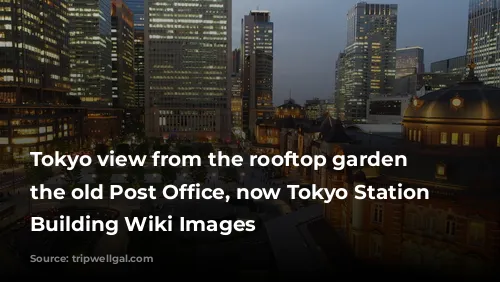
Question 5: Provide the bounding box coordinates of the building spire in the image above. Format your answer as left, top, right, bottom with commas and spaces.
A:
465, 24, 478, 81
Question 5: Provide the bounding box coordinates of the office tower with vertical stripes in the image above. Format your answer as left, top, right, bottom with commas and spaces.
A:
145, 0, 232, 140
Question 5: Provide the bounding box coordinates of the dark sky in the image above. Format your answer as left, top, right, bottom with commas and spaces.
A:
232, 0, 469, 105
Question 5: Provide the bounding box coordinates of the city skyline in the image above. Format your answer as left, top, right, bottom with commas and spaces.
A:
232, 0, 469, 104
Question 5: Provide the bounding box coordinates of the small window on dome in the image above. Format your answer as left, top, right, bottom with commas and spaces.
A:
436, 163, 447, 179
451, 133, 459, 145
440, 132, 447, 144
463, 133, 470, 146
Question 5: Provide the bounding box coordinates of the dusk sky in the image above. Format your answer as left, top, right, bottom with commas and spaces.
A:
232, 0, 469, 105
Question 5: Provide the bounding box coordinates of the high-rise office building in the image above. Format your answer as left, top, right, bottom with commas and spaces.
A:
231, 74, 242, 130
127, 0, 145, 30
0, 0, 86, 163
232, 48, 241, 74
145, 0, 232, 140
68, 0, 112, 107
430, 55, 467, 76
111, 0, 135, 108
396, 47, 424, 79
241, 10, 274, 135
341, 2, 398, 122
334, 52, 346, 120
134, 30, 145, 108
0, 0, 71, 104
467, 0, 500, 86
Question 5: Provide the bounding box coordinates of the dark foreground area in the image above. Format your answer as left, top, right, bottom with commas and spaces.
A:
0, 207, 499, 280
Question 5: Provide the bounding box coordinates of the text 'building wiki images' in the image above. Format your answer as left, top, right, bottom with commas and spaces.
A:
0, 0, 500, 279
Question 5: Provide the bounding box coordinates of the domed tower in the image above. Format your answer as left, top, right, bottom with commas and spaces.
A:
275, 99, 305, 120
402, 65, 500, 148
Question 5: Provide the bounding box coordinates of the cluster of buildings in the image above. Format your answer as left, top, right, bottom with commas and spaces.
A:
334, 1, 497, 128
262, 66, 500, 275
246, 1, 500, 274
0, 0, 285, 165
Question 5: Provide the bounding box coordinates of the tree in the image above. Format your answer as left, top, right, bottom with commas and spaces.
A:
189, 165, 207, 184
95, 163, 112, 196
219, 166, 239, 190
95, 143, 108, 157
24, 161, 52, 186
135, 142, 149, 156
116, 143, 131, 156
160, 164, 177, 185
62, 164, 82, 191
178, 144, 193, 156
220, 146, 232, 157
53, 138, 70, 154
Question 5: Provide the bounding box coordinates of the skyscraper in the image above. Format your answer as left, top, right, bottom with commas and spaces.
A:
0, 0, 86, 163
232, 48, 241, 74
111, 0, 135, 108
396, 47, 424, 79
430, 55, 467, 75
341, 2, 398, 122
0, 0, 71, 104
127, 0, 145, 30
68, 0, 112, 106
241, 10, 274, 136
134, 30, 145, 109
467, 0, 500, 86
334, 52, 346, 120
145, 0, 232, 140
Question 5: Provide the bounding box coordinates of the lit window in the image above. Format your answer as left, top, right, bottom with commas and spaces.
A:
463, 133, 470, 146
436, 163, 446, 176
451, 133, 459, 145
440, 132, 447, 144
497, 135, 500, 147
417, 130, 422, 142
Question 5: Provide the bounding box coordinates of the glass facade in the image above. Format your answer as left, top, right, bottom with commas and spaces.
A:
111, 0, 135, 108
241, 10, 274, 134
0, 0, 70, 104
468, 0, 500, 86
127, 0, 145, 30
396, 47, 424, 79
430, 55, 467, 76
231, 74, 242, 129
68, 0, 112, 106
134, 30, 145, 108
341, 3, 398, 123
145, 0, 232, 140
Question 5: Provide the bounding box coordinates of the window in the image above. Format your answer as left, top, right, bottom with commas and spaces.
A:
440, 132, 447, 144
417, 130, 422, 142
451, 133, 459, 145
372, 203, 383, 224
463, 133, 470, 146
497, 135, 500, 147
468, 221, 485, 246
370, 235, 383, 257
446, 216, 456, 236
436, 164, 446, 176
